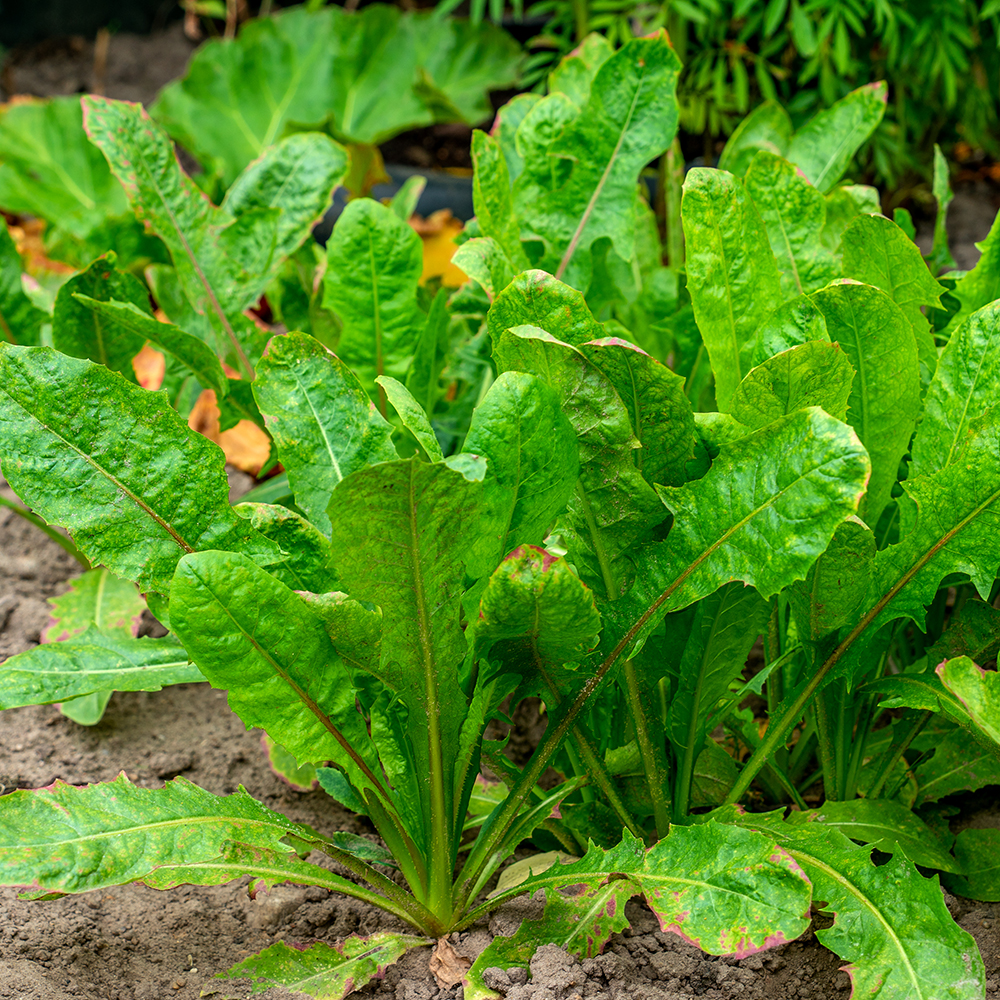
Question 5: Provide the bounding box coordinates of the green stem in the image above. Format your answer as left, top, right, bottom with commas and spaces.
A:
622, 659, 670, 837
812, 692, 838, 802
663, 137, 684, 268
842, 695, 875, 800
0, 497, 91, 568
866, 710, 932, 800
570, 0, 589, 43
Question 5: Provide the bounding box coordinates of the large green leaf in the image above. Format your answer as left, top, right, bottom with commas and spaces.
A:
170, 551, 381, 795
738, 812, 985, 999
0, 96, 157, 266
0, 629, 200, 710
151, 5, 520, 188
811, 281, 919, 526
475, 546, 600, 664
841, 213, 943, 386
252, 331, 397, 535
681, 167, 782, 411
579, 337, 694, 488
51, 253, 150, 377
785, 82, 887, 193
322, 198, 423, 394
0, 224, 47, 346
219, 935, 428, 1000
744, 150, 837, 297
326, 458, 485, 827
914, 730, 1000, 807
601, 407, 869, 657
910, 301, 1000, 478
0, 345, 278, 593
470, 130, 529, 272
785, 800, 959, 872
513, 33, 680, 288
0, 775, 326, 896
462, 370, 579, 572
494, 325, 664, 600
750, 294, 829, 366
730, 340, 854, 431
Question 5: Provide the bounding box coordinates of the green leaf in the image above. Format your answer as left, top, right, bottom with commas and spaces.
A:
929, 144, 956, 273
681, 167, 782, 411
482, 824, 810, 960
494, 325, 663, 600
601, 407, 869, 657
914, 730, 1000, 807
376, 375, 443, 462
717, 101, 793, 177
72, 295, 229, 398
579, 338, 695, 488
0, 629, 200, 711
0, 774, 326, 896
731, 341, 854, 431
927, 599, 1000, 667
744, 150, 837, 297
52, 253, 150, 377
471, 130, 529, 272
547, 32, 615, 107
841, 213, 943, 387
513, 33, 681, 288
937, 657, 1000, 750
219, 935, 428, 999
0, 96, 155, 265
476, 546, 601, 664
234, 502, 339, 594
786, 82, 887, 192
452, 238, 517, 302
0, 345, 278, 593
750, 294, 829, 366
462, 370, 579, 572
945, 830, 1000, 902
944, 207, 1000, 334
786, 800, 960, 873
389, 175, 426, 221
43, 566, 144, 642
788, 515, 874, 642
738, 812, 985, 999
811, 281, 919, 526
151, 5, 519, 188
262, 734, 319, 792
170, 550, 381, 797
252, 331, 397, 535
0, 224, 47, 346
911, 301, 1000, 478
322, 198, 423, 391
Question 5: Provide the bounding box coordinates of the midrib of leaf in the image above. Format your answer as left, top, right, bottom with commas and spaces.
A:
1, 391, 197, 556
11, 657, 191, 678
93, 312, 109, 370
941, 339, 995, 470
131, 151, 252, 378
781, 845, 920, 992
554, 68, 646, 281
556, 882, 633, 950
842, 294, 869, 442
574, 481, 619, 601
34, 146, 96, 212
290, 368, 343, 482
920, 752, 994, 798
772, 202, 804, 295
811, 120, 865, 192
366, 228, 387, 416
204, 575, 393, 802
94, 569, 108, 626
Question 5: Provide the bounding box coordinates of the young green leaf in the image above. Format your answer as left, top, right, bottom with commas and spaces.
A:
475, 546, 601, 664
936, 657, 1000, 751
43, 566, 144, 642
513, 33, 681, 287
376, 375, 443, 462
914, 731, 1000, 807
738, 812, 985, 999
0, 629, 200, 711
579, 338, 694, 488
601, 407, 869, 657
218, 935, 429, 1000
910, 301, 1000, 478
471, 130, 529, 272
71, 295, 229, 398
744, 150, 837, 296
462, 371, 579, 572
0, 224, 47, 346
750, 294, 830, 366
322, 198, 423, 393
717, 101, 793, 178
252, 331, 397, 535
52, 253, 150, 377
681, 168, 782, 411
945, 830, 1000, 902
730, 341, 854, 431
929, 144, 956, 273
811, 281, 919, 526
786, 81, 888, 192
0, 345, 278, 593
